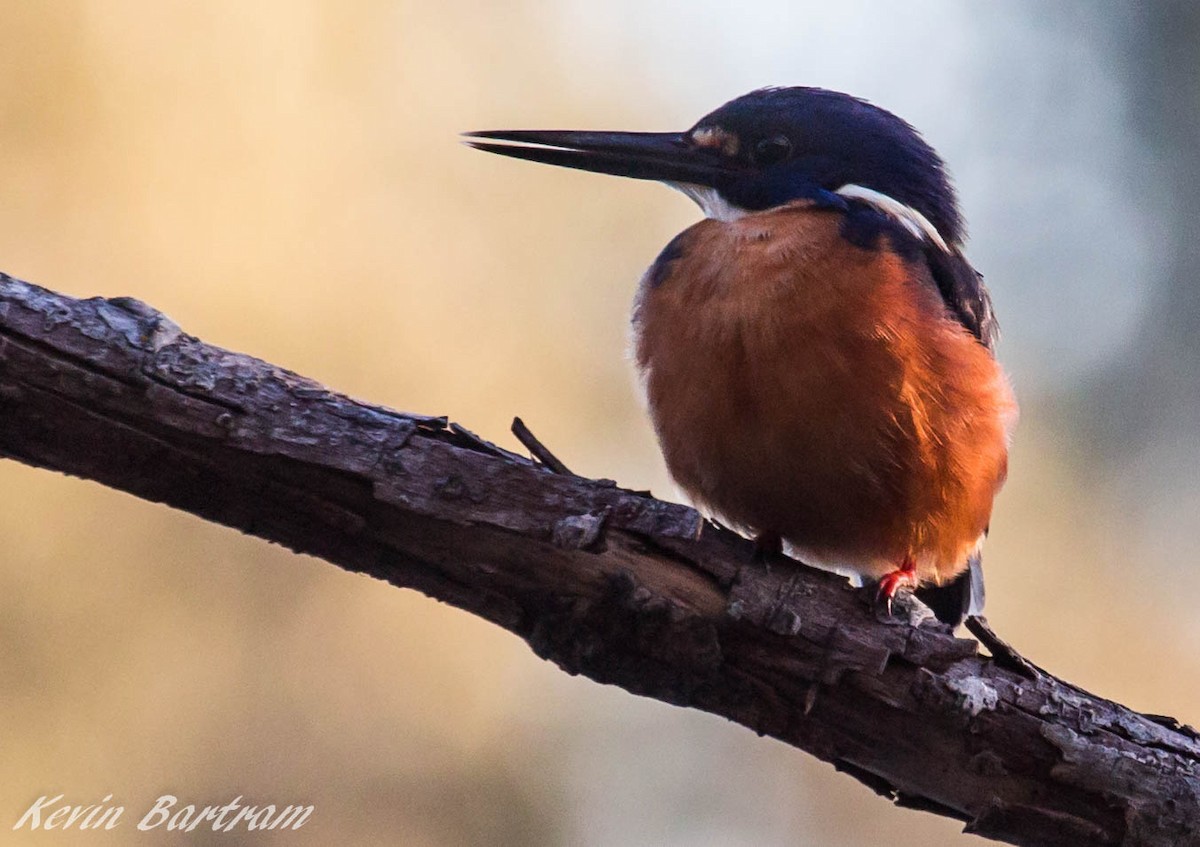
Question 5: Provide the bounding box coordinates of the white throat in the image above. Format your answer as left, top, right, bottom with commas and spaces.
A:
666, 182, 749, 223
667, 180, 951, 254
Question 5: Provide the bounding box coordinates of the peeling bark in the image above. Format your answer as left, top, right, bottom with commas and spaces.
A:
1, 273, 1198, 846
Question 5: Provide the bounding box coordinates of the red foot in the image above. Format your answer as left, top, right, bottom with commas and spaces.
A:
876, 555, 919, 616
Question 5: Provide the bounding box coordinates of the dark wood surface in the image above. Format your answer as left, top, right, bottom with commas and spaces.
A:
2, 273, 1197, 846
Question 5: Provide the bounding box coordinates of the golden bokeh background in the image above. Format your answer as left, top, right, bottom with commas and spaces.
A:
3, 3, 1199, 845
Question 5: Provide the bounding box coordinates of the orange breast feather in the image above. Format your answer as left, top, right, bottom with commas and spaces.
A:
633, 202, 1016, 584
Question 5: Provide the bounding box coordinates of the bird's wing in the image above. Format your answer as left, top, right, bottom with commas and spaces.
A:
919, 247, 996, 623
834, 191, 998, 352
923, 245, 998, 353
896, 239, 996, 625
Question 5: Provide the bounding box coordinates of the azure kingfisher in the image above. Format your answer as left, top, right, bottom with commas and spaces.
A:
467, 87, 1016, 626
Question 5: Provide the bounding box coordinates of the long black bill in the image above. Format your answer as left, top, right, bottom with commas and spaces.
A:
464, 129, 730, 187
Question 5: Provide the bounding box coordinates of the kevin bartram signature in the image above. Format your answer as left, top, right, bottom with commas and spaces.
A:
13, 794, 313, 833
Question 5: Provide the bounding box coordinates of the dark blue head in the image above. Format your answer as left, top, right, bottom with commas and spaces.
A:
686, 88, 962, 243
467, 86, 963, 246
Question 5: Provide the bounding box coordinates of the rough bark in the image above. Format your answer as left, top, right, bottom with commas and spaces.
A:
1, 272, 1197, 847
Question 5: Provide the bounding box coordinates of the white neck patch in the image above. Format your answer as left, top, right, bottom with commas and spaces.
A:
666, 182, 749, 223
834, 183, 950, 252
665, 180, 951, 253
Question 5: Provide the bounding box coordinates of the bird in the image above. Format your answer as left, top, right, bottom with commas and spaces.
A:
467, 87, 1017, 626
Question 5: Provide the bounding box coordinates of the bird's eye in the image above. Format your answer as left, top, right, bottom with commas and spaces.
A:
752, 135, 792, 166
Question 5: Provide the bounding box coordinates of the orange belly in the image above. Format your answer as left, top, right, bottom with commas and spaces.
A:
633, 203, 1016, 585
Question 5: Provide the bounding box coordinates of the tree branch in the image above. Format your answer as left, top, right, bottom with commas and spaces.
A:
1, 272, 1197, 847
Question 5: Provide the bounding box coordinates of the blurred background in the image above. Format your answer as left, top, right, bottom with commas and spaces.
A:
1, 2, 1198, 844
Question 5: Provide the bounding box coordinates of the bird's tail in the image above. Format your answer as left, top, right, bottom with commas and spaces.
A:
915, 552, 985, 627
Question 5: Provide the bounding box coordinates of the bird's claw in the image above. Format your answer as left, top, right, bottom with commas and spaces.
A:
874, 556, 919, 619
